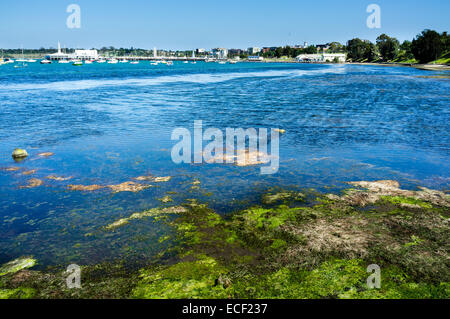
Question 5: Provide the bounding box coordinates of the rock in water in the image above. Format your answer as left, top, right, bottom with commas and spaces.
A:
12, 148, 28, 159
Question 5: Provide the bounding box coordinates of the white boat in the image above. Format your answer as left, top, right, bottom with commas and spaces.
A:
150, 62, 159, 66
96, 59, 106, 63
119, 59, 129, 63
130, 61, 139, 64
15, 48, 28, 68
229, 60, 237, 64
84, 60, 93, 64
218, 61, 227, 64
72, 61, 83, 66
27, 59, 37, 63
183, 61, 189, 64
40, 59, 52, 64
107, 59, 118, 64
58, 60, 70, 64
191, 61, 197, 64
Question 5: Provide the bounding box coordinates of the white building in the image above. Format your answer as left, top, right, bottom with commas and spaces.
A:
297, 53, 346, 63
47, 42, 100, 61
248, 56, 264, 62
212, 48, 228, 59
248, 47, 261, 55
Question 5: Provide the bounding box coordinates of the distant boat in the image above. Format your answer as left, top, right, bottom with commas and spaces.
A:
130, 61, 139, 64
84, 60, 93, 64
107, 59, 118, 64
58, 60, 70, 64
119, 59, 129, 63
40, 59, 52, 64
218, 61, 227, 64
191, 61, 197, 64
96, 59, 106, 63
27, 59, 37, 63
150, 62, 159, 66
15, 47, 28, 68
229, 60, 237, 64
183, 61, 189, 64
73, 61, 83, 66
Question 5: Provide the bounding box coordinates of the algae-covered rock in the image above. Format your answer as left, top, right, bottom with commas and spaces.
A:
0, 257, 36, 276
106, 206, 188, 230
337, 180, 450, 208
158, 196, 173, 203
262, 191, 305, 205
12, 149, 28, 160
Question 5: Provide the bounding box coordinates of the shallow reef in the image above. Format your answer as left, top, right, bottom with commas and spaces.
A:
1, 180, 449, 299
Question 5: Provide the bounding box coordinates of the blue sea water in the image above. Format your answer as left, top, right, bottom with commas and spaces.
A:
0, 61, 449, 266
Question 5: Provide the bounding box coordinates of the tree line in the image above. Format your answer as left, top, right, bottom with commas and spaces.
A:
260, 29, 449, 64
346, 29, 449, 63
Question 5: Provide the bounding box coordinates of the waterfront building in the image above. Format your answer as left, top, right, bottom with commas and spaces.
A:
296, 53, 346, 63
248, 56, 264, 62
212, 48, 228, 59
47, 42, 100, 61
248, 47, 261, 55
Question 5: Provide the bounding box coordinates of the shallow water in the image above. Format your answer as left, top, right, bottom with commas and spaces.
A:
0, 61, 449, 266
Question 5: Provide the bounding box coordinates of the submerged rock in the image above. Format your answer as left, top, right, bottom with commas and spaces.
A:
46, 175, 73, 181
12, 149, 28, 160
107, 181, 151, 193
158, 195, 173, 203
21, 169, 37, 176
68, 184, 105, 191
37, 152, 54, 157
262, 191, 305, 205
134, 175, 172, 182
106, 206, 187, 230
0, 167, 21, 172
0, 257, 36, 276
20, 178, 43, 189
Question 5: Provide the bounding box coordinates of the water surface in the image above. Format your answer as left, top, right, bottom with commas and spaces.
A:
0, 61, 449, 266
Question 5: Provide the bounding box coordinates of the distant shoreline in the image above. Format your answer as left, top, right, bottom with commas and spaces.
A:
262, 59, 450, 71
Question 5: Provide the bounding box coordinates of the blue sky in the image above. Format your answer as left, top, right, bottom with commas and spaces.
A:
1, 0, 449, 50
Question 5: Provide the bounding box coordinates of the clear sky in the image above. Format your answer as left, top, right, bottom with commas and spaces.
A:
1, 0, 449, 50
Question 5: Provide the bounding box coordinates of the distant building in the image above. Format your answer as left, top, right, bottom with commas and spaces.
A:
212, 48, 228, 59
297, 53, 346, 63
248, 56, 264, 62
248, 47, 261, 55
47, 42, 100, 60
262, 47, 277, 53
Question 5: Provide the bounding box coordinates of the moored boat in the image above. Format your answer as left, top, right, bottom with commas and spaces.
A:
40, 59, 52, 64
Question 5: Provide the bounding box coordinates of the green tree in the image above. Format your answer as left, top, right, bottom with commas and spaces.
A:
363, 41, 378, 61
346, 38, 366, 61
411, 29, 443, 63
328, 42, 344, 53
376, 34, 399, 61
304, 45, 317, 54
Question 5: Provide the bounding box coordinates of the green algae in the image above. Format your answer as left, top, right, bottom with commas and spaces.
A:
379, 195, 433, 209
132, 255, 231, 299
0, 288, 36, 299
0, 257, 37, 276
2, 182, 449, 299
